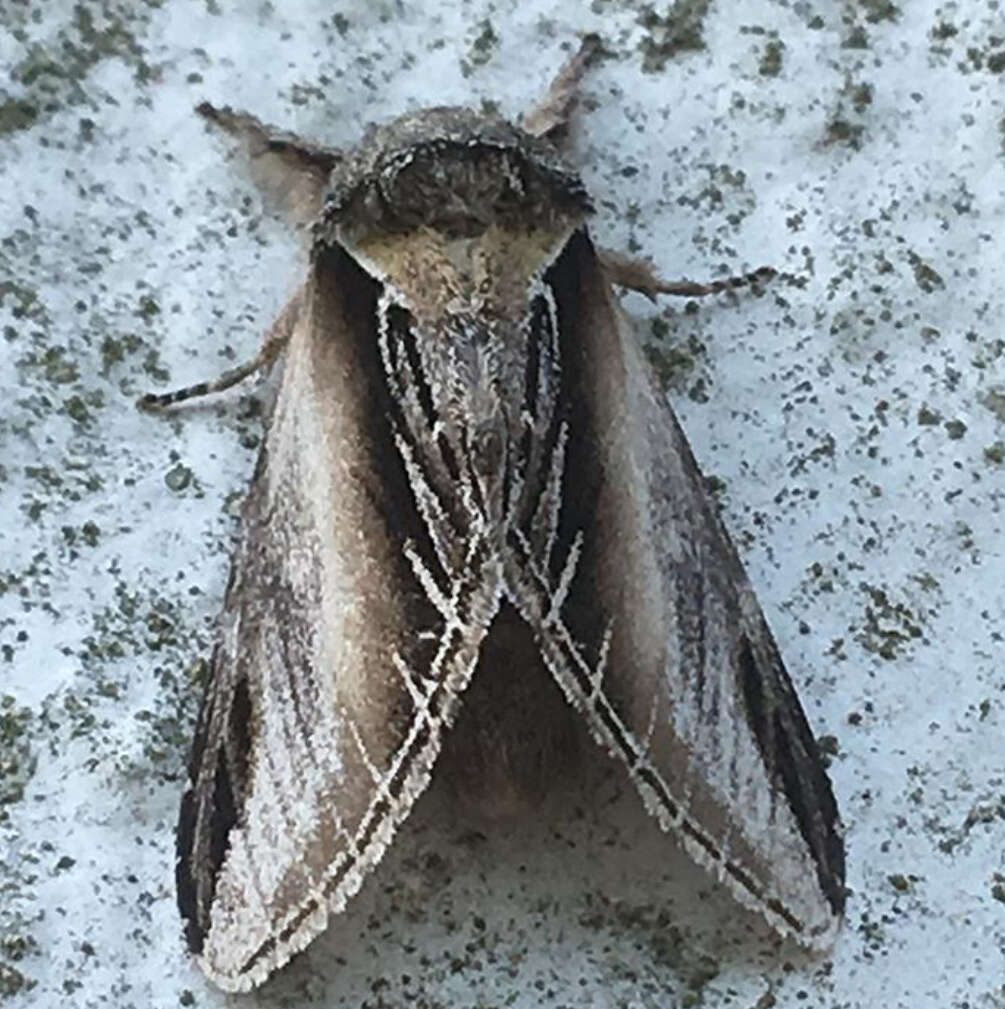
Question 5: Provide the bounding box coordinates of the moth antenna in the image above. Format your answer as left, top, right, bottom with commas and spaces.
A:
196, 102, 342, 177
196, 102, 342, 229
598, 248, 779, 303
520, 34, 603, 140
136, 288, 302, 412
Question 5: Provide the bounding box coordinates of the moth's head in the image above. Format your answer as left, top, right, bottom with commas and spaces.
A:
314, 107, 592, 245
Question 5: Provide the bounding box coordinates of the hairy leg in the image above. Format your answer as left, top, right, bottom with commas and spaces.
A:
599, 249, 778, 302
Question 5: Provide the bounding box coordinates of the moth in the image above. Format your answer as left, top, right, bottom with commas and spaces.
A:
141, 39, 844, 993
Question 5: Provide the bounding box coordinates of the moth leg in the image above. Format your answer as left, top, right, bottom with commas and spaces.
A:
136, 288, 302, 412
197, 102, 341, 227
599, 248, 777, 303
521, 35, 601, 139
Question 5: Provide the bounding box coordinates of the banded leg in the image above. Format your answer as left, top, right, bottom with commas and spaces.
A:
599, 249, 778, 302
136, 288, 303, 412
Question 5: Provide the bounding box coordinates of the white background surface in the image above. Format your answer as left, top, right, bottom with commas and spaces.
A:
1, 2, 1003, 1007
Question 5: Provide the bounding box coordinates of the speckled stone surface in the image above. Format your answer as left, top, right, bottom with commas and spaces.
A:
1, 3, 1003, 1006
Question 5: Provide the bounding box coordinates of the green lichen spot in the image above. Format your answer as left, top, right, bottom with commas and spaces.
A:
0, 280, 47, 322
851, 82, 873, 112
41, 346, 80, 385
0, 100, 39, 136
857, 584, 923, 660
638, 0, 710, 73
5, 3, 151, 141
843, 25, 869, 49
759, 38, 785, 77
468, 19, 498, 68
860, 0, 900, 24
64, 394, 92, 426
908, 252, 945, 293
983, 442, 1004, 465
165, 462, 193, 493
979, 386, 1005, 422
135, 294, 161, 322
644, 324, 709, 398
142, 348, 170, 383
888, 872, 912, 892
0, 963, 35, 997
100, 333, 143, 376
824, 117, 865, 148
0, 696, 35, 817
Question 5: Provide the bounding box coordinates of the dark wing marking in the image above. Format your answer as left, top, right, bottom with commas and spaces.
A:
506, 230, 844, 946
176, 245, 499, 991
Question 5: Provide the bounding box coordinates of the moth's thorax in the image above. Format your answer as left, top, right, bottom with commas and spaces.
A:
352, 225, 573, 324
341, 219, 571, 530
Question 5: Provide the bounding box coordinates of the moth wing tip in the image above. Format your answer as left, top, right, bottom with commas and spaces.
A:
800, 906, 845, 953
197, 959, 262, 995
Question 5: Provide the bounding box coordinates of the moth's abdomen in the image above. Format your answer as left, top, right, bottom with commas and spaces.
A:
439, 601, 581, 820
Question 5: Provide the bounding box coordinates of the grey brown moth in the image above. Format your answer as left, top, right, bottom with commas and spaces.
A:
141, 39, 844, 993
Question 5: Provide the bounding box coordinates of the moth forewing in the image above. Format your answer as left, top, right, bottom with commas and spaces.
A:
515, 230, 844, 945
170, 246, 468, 992
156, 43, 843, 993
